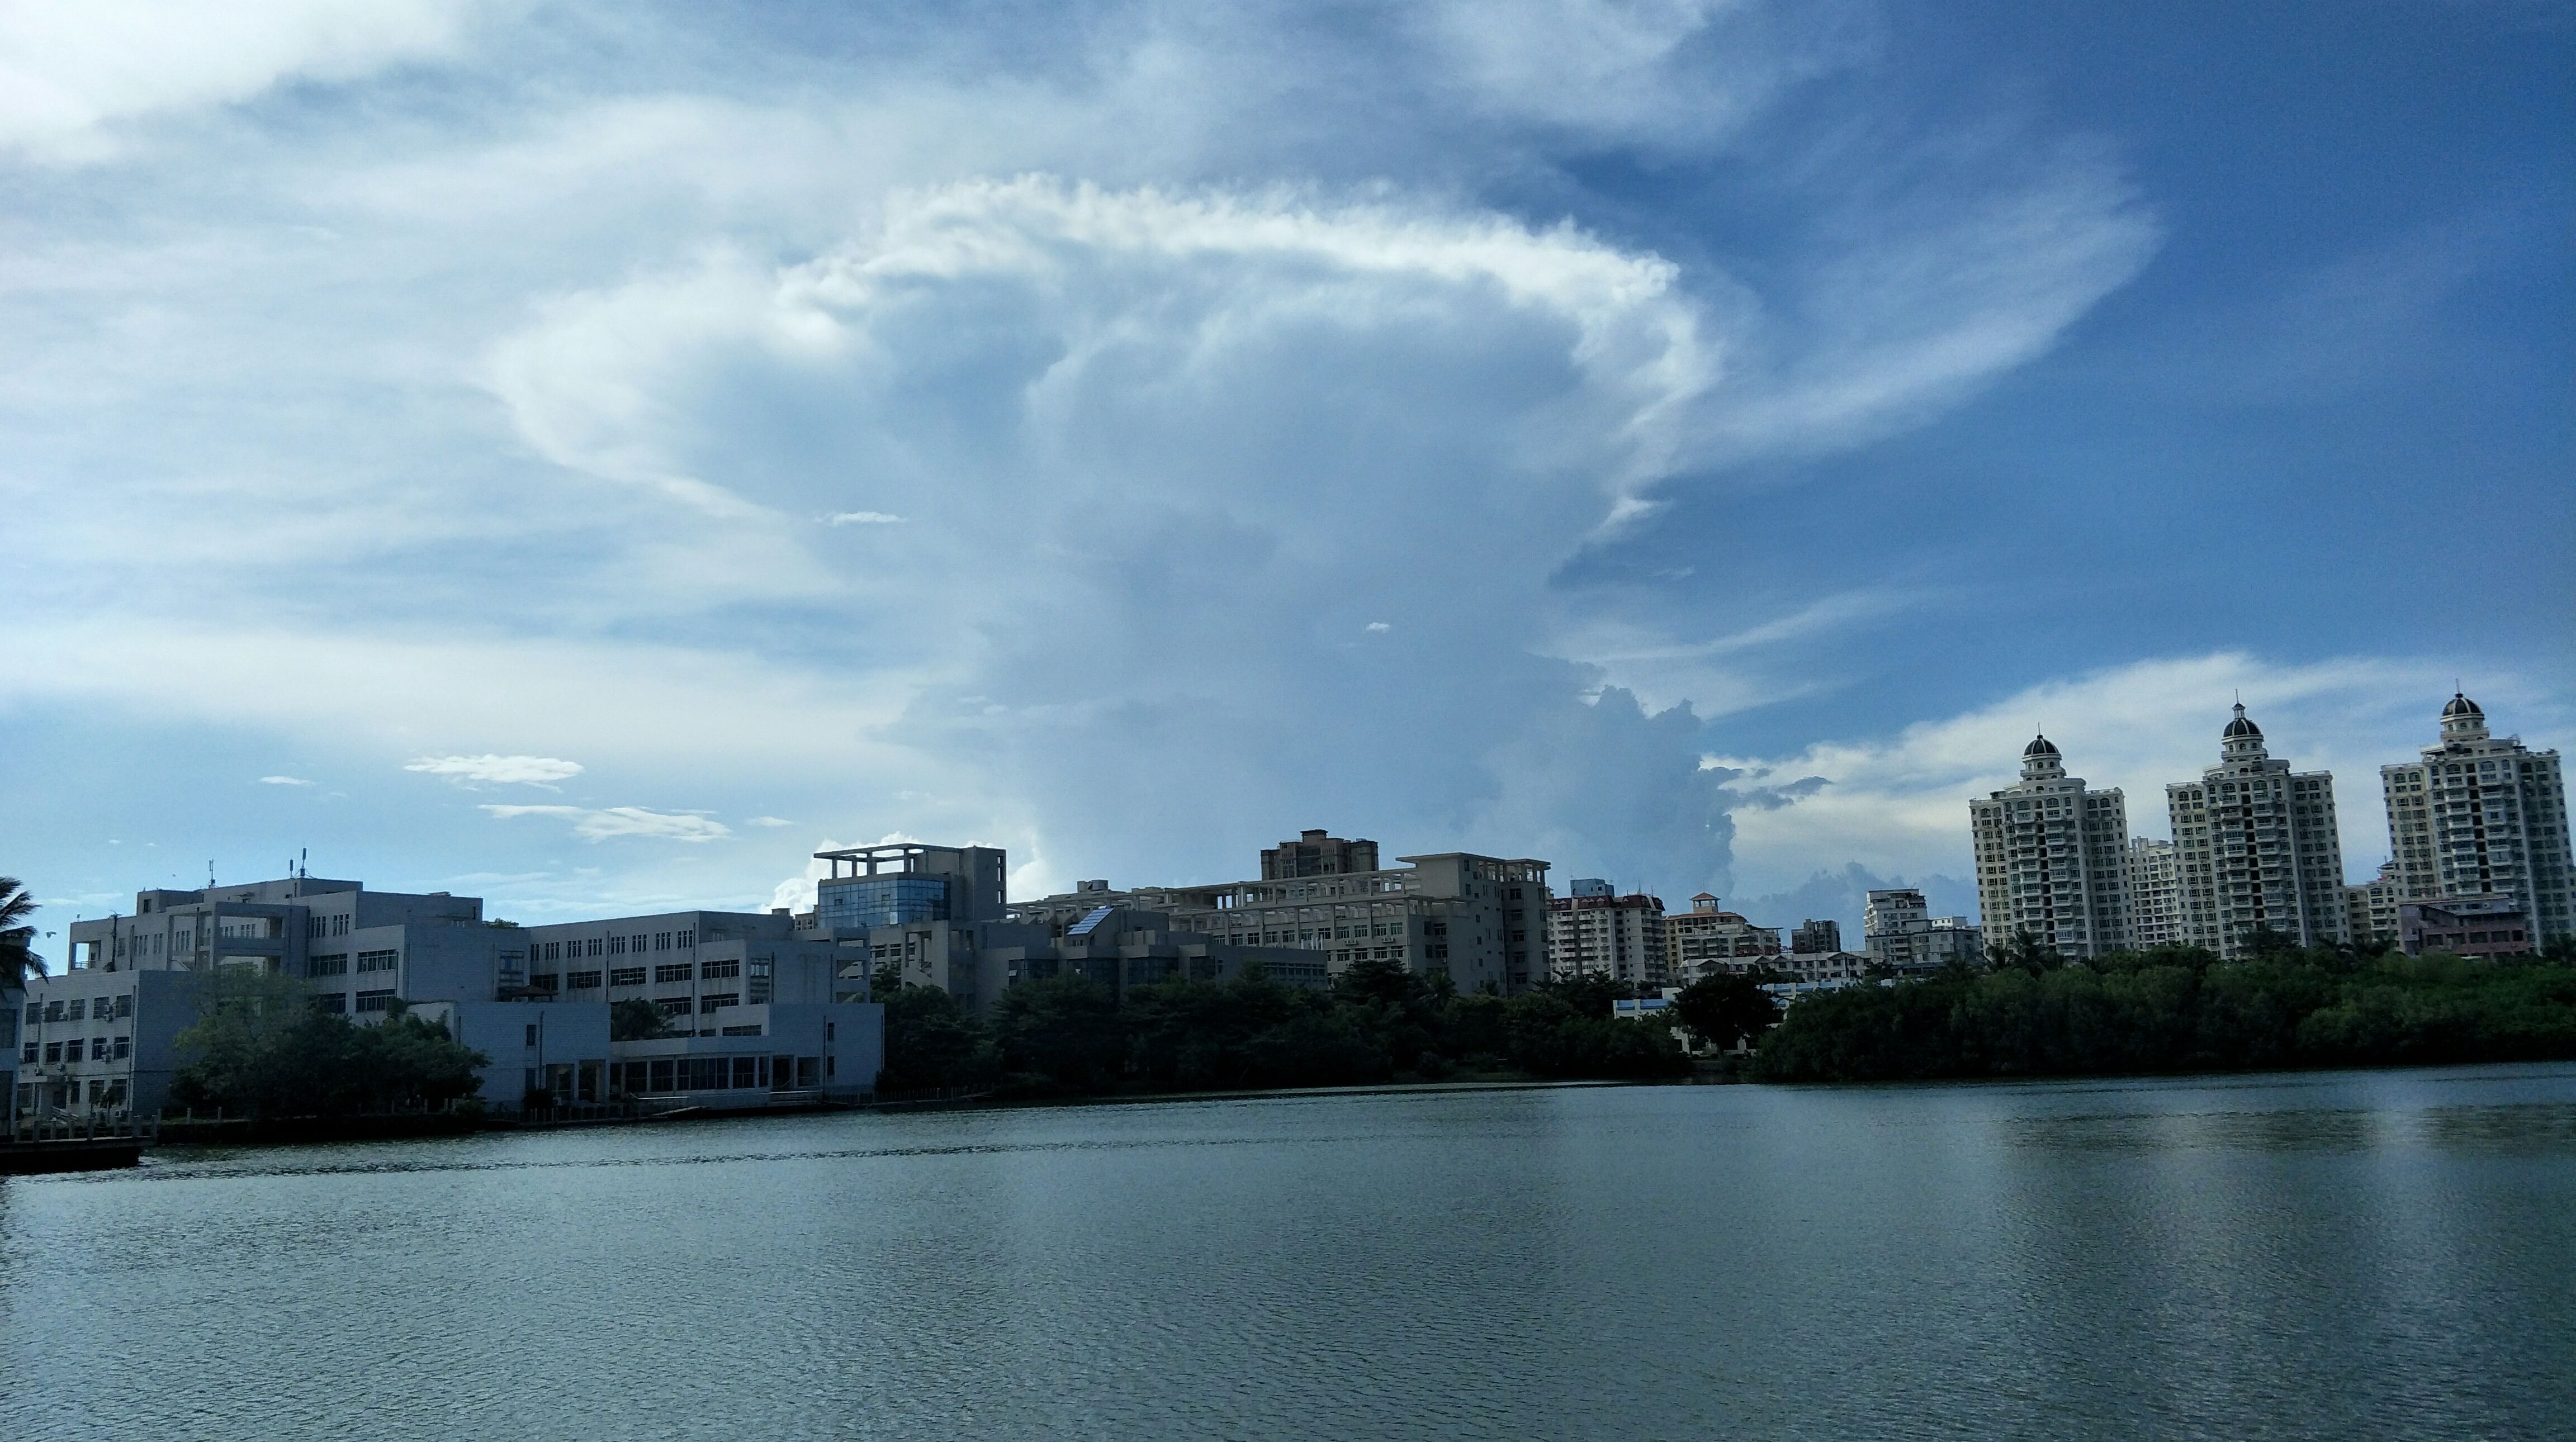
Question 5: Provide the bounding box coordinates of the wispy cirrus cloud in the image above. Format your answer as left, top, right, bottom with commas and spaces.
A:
258, 775, 314, 786
481, 804, 732, 843
0, 0, 487, 164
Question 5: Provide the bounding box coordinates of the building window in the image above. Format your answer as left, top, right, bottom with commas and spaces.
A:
655, 997, 694, 1018
524, 1023, 539, 1046
655, 932, 672, 951
356, 950, 399, 973
312, 994, 347, 1014
310, 954, 349, 976
568, 971, 603, 990
354, 990, 397, 1013
43, 1042, 60, 1064
529, 974, 560, 993
653, 963, 693, 984
91, 1037, 110, 1061
678, 929, 695, 947
699, 993, 739, 1013
701, 959, 740, 980
608, 935, 626, 955
609, 967, 645, 988
586, 938, 605, 958
67, 998, 86, 1021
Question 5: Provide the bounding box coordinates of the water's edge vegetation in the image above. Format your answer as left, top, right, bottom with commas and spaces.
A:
887, 945, 2576, 1098
149, 946, 2576, 1127
1750, 942, 2576, 1083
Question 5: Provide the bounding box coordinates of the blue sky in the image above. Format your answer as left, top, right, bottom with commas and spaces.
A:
3, 1, 2568, 958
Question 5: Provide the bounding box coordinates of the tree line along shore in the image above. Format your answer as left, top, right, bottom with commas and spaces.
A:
94, 940, 2576, 1126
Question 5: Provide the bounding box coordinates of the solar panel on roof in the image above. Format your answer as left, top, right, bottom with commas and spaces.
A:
1066, 904, 1114, 936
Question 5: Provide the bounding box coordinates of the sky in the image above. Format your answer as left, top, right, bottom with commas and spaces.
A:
3, 0, 2569, 959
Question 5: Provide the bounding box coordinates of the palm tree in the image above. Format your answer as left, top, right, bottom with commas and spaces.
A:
1, 876, 44, 989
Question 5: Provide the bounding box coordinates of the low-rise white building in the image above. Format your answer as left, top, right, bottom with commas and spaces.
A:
21, 873, 887, 1122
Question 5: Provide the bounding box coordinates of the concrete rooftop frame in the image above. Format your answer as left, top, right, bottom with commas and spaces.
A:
813, 843, 975, 880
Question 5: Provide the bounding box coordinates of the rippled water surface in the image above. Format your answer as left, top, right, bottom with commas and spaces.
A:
7, 1066, 2574, 1440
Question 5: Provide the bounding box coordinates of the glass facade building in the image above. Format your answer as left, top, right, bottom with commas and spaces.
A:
815, 876, 951, 932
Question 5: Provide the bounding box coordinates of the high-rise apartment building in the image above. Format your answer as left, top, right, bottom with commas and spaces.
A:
2378, 694, 2572, 945
2125, 838, 2186, 948
2167, 704, 2347, 957
1969, 736, 2132, 959
1546, 885, 1669, 988
1862, 888, 1982, 973
1789, 919, 1841, 955
2342, 861, 2404, 949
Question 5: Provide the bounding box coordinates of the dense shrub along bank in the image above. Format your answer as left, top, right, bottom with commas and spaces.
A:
877, 957, 1693, 1097
1750, 941, 2576, 1083
168, 969, 490, 1117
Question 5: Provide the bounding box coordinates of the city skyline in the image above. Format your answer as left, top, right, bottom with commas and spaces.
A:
6, 3, 2567, 942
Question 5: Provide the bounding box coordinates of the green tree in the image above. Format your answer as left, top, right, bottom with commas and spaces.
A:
877, 982, 997, 1093
991, 974, 1126, 1092
610, 998, 675, 1042
1752, 943, 2576, 1083
1987, 928, 2065, 976
168, 967, 488, 1117
1670, 973, 1781, 1051
1538, 971, 1635, 1019
0, 876, 42, 988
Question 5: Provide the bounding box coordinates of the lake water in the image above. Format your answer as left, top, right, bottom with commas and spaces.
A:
4, 1065, 2572, 1440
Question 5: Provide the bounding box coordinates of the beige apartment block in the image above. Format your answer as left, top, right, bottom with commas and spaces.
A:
1970, 736, 2132, 959
1546, 882, 1669, 988
2379, 694, 2572, 945
1666, 894, 1782, 981
2167, 704, 2347, 958
2125, 837, 2186, 948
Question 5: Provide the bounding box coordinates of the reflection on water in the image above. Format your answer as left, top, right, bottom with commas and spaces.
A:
3, 1064, 2572, 1441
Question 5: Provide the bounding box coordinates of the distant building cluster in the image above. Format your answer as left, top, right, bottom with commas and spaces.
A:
1971, 694, 2570, 961
6, 696, 2560, 1127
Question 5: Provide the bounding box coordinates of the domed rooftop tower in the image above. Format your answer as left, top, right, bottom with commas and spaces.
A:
2020, 733, 2065, 781
2439, 691, 2488, 743
2219, 703, 2268, 762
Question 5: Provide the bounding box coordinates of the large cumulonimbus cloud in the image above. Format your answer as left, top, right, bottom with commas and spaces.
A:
1, 0, 2170, 911
489, 179, 1723, 886
485, 169, 2150, 893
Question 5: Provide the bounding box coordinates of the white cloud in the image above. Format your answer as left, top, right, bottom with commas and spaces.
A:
0, 1, 2220, 920
746, 815, 794, 828
0, 0, 484, 163
404, 753, 584, 786
258, 775, 314, 786
481, 804, 732, 843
